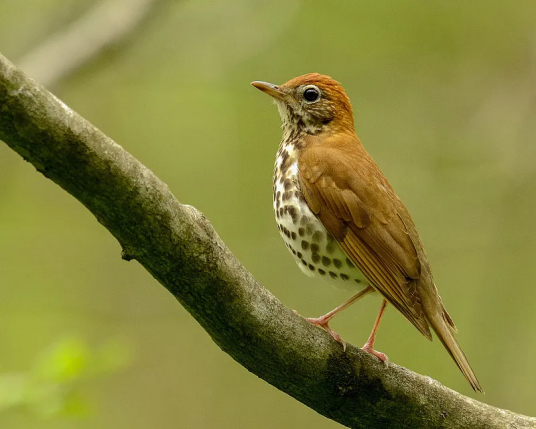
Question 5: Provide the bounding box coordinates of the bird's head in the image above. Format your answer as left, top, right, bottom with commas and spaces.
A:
252, 73, 355, 136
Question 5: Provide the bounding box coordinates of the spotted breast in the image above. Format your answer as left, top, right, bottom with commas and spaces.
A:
273, 139, 368, 291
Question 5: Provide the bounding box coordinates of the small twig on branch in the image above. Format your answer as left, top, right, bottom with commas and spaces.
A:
17, 0, 161, 88
0, 53, 534, 428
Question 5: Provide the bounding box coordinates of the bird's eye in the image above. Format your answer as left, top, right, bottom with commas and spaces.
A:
302, 86, 320, 103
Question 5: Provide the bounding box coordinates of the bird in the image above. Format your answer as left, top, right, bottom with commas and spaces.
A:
251, 73, 482, 392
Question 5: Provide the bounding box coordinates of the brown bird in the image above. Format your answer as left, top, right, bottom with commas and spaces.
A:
252, 73, 482, 392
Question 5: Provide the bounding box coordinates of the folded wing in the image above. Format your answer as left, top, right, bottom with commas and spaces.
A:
299, 138, 431, 338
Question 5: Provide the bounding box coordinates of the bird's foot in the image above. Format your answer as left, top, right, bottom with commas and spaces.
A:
305, 316, 347, 351
361, 341, 389, 367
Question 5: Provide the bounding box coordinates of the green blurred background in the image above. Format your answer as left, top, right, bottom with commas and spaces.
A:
1, 0, 536, 427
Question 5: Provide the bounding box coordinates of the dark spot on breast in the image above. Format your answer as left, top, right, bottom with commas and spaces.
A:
354, 279, 362, 284
326, 239, 336, 254
306, 224, 314, 235
308, 264, 315, 271
298, 227, 305, 237
301, 240, 309, 250
322, 256, 331, 267
297, 252, 303, 259
346, 258, 355, 268
312, 231, 323, 243
340, 274, 349, 281
279, 207, 284, 217
282, 192, 290, 201
291, 231, 297, 240
287, 206, 298, 224
283, 179, 292, 191
300, 216, 309, 225
333, 259, 342, 269
291, 249, 296, 255
311, 253, 320, 263
318, 269, 326, 275
329, 271, 338, 279
310, 243, 319, 253
301, 259, 307, 266
279, 149, 290, 170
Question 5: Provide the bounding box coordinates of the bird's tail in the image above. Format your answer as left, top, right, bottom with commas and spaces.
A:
428, 305, 483, 393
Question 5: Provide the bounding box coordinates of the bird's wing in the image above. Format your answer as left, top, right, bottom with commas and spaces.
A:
298, 139, 431, 338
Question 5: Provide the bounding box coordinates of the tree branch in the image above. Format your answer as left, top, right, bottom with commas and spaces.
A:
0, 52, 533, 429
17, 0, 162, 88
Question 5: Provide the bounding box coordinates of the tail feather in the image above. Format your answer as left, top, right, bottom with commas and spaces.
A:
441, 306, 457, 332
428, 308, 483, 393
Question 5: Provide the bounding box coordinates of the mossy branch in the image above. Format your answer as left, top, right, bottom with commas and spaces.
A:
0, 53, 534, 429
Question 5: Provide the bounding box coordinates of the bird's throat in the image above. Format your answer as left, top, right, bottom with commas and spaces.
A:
276, 101, 323, 137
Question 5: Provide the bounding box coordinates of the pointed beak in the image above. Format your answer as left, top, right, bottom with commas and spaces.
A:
251, 81, 287, 100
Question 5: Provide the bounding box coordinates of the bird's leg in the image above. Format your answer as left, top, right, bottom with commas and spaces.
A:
305, 286, 374, 350
361, 299, 389, 365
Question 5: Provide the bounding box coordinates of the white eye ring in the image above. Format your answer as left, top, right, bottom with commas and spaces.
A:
302, 85, 321, 103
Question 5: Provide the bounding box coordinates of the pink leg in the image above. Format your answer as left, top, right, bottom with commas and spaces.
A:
362, 300, 389, 365
305, 286, 374, 350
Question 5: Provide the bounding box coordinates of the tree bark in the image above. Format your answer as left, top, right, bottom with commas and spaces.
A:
0, 52, 534, 429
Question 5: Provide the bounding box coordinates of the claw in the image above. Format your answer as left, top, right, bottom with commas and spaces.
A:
305, 316, 347, 351
361, 342, 389, 367
360, 299, 389, 366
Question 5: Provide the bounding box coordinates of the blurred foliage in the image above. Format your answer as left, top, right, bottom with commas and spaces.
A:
0, 338, 130, 419
0, 0, 535, 428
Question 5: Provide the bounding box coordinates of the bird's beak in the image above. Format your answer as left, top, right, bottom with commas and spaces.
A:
251, 81, 287, 100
